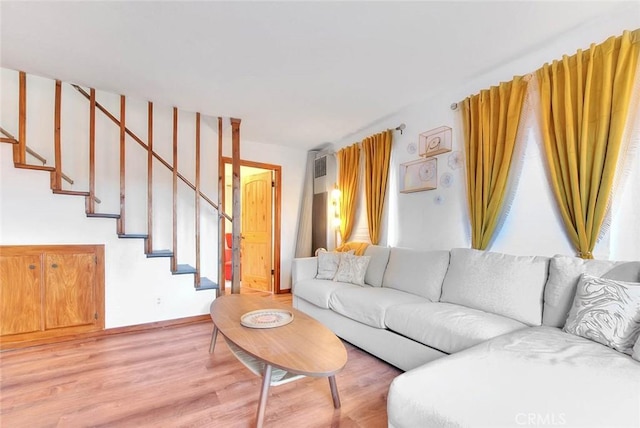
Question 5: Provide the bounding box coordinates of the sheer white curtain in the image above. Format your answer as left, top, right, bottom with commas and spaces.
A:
294, 151, 318, 257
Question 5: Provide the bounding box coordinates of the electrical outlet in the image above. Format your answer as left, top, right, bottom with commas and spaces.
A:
156, 297, 161, 305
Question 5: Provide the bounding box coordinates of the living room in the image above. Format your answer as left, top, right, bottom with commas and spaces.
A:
1, 2, 639, 427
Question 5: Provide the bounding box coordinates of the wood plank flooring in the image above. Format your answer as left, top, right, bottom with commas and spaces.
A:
0, 292, 401, 427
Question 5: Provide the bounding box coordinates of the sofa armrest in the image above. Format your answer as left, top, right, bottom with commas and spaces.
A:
291, 257, 317, 290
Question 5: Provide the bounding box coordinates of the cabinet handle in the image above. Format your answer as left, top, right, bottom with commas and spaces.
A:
51, 264, 58, 268
29, 265, 36, 270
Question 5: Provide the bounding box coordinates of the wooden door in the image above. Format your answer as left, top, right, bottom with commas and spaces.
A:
241, 170, 273, 291
44, 252, 97, 329
0, 254, 42, 336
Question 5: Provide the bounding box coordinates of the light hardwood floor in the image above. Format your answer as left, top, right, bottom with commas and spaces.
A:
0, 291, 401, 427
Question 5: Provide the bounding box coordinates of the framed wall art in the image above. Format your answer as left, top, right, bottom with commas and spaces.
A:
419, 126, 452, 158
399, 158, 437, 193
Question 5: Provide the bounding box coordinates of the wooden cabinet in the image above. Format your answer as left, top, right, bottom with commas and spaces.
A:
0, 253, 42, 336
0, 245, 104, 348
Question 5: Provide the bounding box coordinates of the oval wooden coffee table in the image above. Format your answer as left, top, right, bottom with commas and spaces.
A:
209, 294, 348, 427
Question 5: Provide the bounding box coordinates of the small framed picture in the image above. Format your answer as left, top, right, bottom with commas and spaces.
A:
399, 158, 437, 193
419, 126, 452, 158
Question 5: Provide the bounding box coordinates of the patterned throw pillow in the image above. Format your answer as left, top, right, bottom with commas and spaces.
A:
334, 253, 371, 286
315, 250, 354, 280
633, 335, 640, 362
563, 274, 640, 355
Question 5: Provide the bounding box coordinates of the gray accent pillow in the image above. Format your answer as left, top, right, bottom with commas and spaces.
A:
602, 261, 640, 282
363, 245, 391, 287
543, 256, 619, 328
334, 254, 371, 286
440, 248, 549, 326
633, 335, 640, 362
564, 274, 640, 355
315, 251, 340, 280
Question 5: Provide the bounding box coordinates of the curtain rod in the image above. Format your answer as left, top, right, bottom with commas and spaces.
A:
450, 73, 533, 111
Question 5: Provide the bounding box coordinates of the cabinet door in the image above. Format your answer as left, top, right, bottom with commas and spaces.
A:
44, 253, 96, 329
0, 254, 42, 335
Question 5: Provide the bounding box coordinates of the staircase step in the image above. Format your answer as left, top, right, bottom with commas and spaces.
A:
87, 213, 120, 219
146, 250, 174, 258
15, 163, 55, 172
53, 189, 90, 197
196, 277, 219, 291
117, 234, 149, 239
172, 264, 197, 275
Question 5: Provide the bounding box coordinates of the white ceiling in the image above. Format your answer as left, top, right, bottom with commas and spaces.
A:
0, 1, 636, 149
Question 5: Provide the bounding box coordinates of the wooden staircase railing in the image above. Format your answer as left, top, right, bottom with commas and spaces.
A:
73, 84, 234, 291
71, 85, 231, 220
1, 70, 237, 294
0, 127, 76, 187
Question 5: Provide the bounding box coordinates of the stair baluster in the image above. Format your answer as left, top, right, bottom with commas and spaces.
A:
146, 102, 154, 255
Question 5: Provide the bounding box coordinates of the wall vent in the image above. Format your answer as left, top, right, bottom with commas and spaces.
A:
314, 156, 327, 179
313, 152, 335, 195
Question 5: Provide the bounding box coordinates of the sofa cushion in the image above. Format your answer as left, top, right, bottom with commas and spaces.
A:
387, 326, 640, 428
543, 255, 619, 328
363, 245, 391, 287
293, 278, 358, 309
382, 248, 450, 302
440, 248, 549, 326
385, 302, 526, 354
329, 287, 427, 329
564, 274, 640, 355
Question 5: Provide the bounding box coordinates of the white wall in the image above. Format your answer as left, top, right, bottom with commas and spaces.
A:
332, 10, 640, 260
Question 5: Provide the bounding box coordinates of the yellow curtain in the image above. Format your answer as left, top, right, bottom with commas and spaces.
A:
461, 77, 529, 250
362, 129, 393, 245
336, 143, 361, 241
536, 29, 640, 259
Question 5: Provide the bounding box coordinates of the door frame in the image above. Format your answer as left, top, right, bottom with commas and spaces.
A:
222, 157, 283, 294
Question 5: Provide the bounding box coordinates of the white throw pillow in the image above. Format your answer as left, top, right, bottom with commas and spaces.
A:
564, 274, 640, 355
334, 253, 371, 286
315, 250, 354, 280
633, 335, 640, 362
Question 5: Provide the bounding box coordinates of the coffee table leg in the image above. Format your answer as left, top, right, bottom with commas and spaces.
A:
256, 364, 272, 428
328, 375, 341, 409
209, 325, 218, 354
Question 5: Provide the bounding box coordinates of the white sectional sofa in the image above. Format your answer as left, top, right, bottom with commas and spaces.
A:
291, 246, 640, 428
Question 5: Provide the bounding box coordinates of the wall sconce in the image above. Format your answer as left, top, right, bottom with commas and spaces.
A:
331, 187, 341, 229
